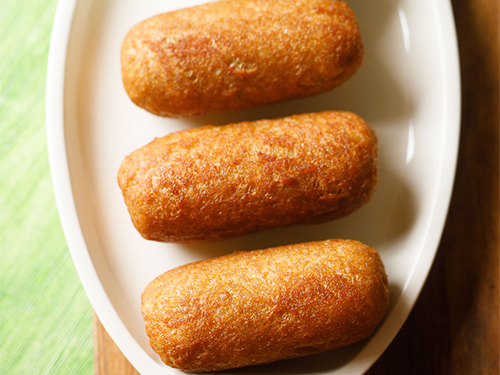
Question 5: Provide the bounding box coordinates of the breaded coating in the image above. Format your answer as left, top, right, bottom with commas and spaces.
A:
141, 239, 389, 372
121, 0, 364, 117
117, 111, 378, 243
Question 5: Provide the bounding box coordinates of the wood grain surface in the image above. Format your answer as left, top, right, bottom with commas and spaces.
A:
94, 0, 499, 373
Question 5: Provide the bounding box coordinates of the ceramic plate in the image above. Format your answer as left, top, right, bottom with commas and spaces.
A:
46, 0, 460, 373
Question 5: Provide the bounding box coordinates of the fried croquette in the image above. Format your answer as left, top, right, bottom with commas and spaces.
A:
121, 0, 364, 117
117, 111, 378, 243
141, 239, 389, 372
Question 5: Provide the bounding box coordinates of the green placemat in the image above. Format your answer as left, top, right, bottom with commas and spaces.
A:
0, 0, 93, 374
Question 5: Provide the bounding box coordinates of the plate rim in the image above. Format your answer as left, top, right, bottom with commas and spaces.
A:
46, 0, 156, 372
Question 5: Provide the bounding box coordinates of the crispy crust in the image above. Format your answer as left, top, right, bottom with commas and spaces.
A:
117, 111, 378, 243
121, 0, 364, 117
141, 239, 389, 372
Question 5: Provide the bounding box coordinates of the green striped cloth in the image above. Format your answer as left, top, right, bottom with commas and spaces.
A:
0, 0, 93, 373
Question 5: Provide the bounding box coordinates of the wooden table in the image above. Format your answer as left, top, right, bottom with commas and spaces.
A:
94, 0, 499, 373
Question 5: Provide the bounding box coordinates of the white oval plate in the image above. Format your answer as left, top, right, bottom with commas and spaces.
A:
46, 0, 460, 374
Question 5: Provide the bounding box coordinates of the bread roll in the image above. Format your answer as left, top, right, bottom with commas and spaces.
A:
117, 111, 378, 243
121, 0, 364, 117
142, 239, 389, 372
